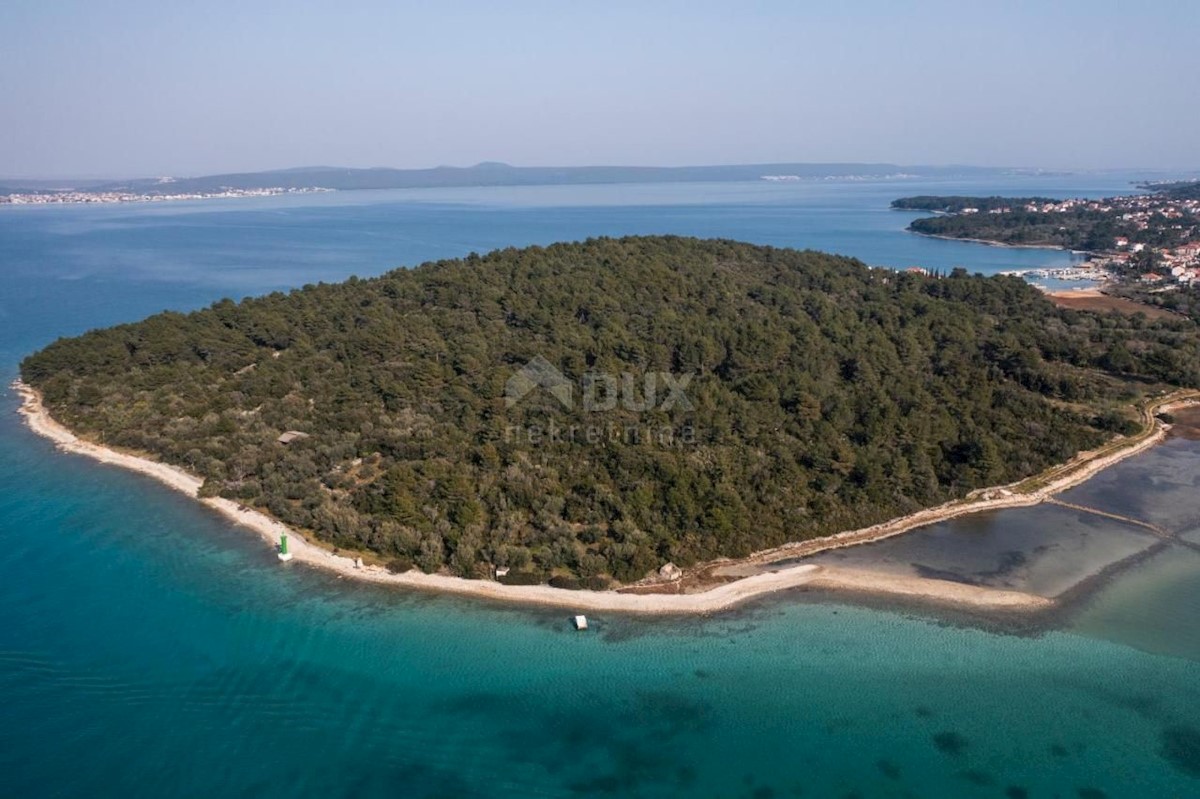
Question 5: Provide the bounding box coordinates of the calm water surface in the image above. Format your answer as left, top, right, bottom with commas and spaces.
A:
2, 176, 1199, 797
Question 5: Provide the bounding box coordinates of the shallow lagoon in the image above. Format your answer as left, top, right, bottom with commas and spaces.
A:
805, 503, 1162, 598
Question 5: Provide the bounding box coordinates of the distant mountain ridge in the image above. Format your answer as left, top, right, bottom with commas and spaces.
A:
4, 162, 1022, 195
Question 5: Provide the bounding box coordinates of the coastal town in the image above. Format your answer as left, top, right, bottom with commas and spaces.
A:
0, 185, 331, 205
1001, 246, 1200, 289
896, 182, 1200, 317
1004, 189, 1200, 286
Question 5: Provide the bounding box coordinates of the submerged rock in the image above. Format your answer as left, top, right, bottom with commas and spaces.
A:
1161, 725, 1200, 777
932, 731, 969, 756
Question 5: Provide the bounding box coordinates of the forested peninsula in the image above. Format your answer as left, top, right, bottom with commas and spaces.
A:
893, 184, 1200, 321
893, 183, 1200, 252
20, 237, 1200, 586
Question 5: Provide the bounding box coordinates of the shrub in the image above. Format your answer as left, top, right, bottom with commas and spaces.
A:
385, 558, 413, 574
497, 571, 542, 586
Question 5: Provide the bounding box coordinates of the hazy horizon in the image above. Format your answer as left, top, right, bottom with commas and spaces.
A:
3, 0, 1198, 178
4, 160, 1200, 186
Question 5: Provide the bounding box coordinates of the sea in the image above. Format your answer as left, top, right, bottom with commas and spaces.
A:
2, 174, 1199, 798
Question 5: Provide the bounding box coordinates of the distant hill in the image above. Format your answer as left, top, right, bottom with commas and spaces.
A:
80, 162, 1010, 195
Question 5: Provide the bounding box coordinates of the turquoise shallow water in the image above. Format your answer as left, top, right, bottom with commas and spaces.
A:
3, 176, 1200, 797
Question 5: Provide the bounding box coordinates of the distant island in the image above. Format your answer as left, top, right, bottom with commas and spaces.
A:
19, 237, 1200, 602
893, 182, 1200, 320
0, 161, 1023, 205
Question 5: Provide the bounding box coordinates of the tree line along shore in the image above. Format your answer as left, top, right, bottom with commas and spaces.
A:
19, 237, 1200, 592
14, 380, 1198, 612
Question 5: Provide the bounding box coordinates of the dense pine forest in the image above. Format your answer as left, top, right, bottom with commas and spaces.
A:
21, 237, 1200, 585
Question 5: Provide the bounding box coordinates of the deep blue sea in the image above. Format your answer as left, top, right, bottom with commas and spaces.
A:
3, 175, 1200, 798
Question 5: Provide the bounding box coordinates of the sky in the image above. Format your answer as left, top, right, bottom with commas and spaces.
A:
1, 0, 1198, 178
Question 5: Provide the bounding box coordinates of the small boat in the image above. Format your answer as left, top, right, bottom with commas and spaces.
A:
573, 615, 588, 631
